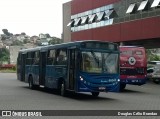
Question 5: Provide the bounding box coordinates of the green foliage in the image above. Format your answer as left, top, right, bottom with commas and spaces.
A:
12, 40, 23, 46
1, 35, 7, 41
23, 39, 28, 44
45, 33, 51, 38
21, 32, 26, 35
0, 48, 10, 64
147, 49, 160, 61
48, 37, 62, 45
2, 29, 12, 36
149, 55, 160, 61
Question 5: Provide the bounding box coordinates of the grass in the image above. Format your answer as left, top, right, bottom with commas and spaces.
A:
0, 69, 16, 73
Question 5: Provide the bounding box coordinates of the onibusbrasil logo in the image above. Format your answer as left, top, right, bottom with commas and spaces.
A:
1, 111, 42, 117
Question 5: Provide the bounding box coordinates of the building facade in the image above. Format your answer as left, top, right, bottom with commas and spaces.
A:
63, 0, 160, 48
9, 46, 35, 64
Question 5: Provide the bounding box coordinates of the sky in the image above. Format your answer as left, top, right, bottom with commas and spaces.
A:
0, 0, 71, 38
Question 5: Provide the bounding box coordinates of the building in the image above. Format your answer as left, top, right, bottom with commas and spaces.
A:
9, 46, 35, 64
63, 0, 160, 48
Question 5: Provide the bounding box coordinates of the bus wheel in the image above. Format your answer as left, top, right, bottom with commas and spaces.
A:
120, 84, 126, 91
29, 76, 36, 90
91, 92, 99, 97
60, 82, 67, 96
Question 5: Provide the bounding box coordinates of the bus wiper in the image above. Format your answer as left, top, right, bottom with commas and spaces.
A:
103, 53, 112, 71
91, 51, 100, 67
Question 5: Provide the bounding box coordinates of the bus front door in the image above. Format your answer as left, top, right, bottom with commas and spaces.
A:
39, 51, 46, 86
67, 49, 77, 90
21, 54, 26, 81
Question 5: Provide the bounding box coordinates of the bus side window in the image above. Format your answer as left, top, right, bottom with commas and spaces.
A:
26, 52, 32, 65
47, 50, 55, 65
34, 51, 40, 65
56, 49, 67, 65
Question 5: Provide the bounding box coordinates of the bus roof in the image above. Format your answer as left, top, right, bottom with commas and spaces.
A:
19, 40, 118, 53
19, 47, 42, 54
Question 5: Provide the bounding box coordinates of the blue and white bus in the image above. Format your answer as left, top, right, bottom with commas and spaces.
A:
17, 40, 120, 97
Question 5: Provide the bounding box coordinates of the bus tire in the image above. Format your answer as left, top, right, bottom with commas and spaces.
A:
60, 81, 67, 96
91, 92, 99, 97
28, 76, 36, 90
120, 83, 126, 91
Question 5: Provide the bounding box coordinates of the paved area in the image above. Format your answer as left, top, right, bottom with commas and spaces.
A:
0, 73, 160, 119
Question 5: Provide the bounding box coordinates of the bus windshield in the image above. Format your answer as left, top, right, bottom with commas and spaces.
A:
81, 51, 118, 74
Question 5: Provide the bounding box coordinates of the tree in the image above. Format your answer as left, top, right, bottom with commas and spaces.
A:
23, 39, 28, 44
147, 49, 160, 61
12, 40, 23, 46
0, 48, 10, 64
21, 32, 26, 35
45, 33, 51, 38
1, 35, 7, 41
48, 37, 62, 45
2, 29, 12, 36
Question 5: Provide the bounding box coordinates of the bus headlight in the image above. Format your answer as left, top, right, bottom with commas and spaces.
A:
80, 76, 84, 81
118, 79, 120, 82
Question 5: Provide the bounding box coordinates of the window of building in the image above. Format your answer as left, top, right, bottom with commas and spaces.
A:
92, 22, 97, 28
84, 24, 89, 30
126, 3, 137, 14
88, 14, 97, 24
151, 0, 160, 8
67, 20, 75, 27
71, 27, 74, 32
88, 24, 92, 29
138, 0, 149, 11
104, 9, 115, 19
109, 19, 114, 25
74, 18, 81, 26
100, 21, 105, 26
104, 20, 110, 26
96, 12, 105, 22
81, 16, 88, 25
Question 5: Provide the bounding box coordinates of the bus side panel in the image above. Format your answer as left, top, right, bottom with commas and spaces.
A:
45, 65, 67, 89
25, 65, 30, 83
17, 53, 21, 81
21, 54, 26, 81
33, 65, 40, 85
45, 65, 57, 88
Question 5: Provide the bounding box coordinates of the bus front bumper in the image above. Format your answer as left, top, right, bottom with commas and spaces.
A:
78, 81, 120, 92
120, 78, 146, 85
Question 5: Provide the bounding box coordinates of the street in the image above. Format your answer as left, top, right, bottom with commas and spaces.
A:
0, 73, 160, 119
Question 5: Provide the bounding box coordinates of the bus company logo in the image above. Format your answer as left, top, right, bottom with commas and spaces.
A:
128, 57, 136, 65
2, 111, 11, 117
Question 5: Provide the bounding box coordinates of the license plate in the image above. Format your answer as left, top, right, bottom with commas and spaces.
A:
99, 87, 105, 90
132, 80, 139, 82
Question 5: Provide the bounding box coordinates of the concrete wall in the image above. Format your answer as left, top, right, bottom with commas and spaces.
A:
9, 46, 34, 64
63, 2, 71, 43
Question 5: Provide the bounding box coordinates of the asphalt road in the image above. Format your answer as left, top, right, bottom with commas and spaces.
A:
0, 73, 160, 119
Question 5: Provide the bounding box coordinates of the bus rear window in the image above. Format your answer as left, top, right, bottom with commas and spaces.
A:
120, 51, 132, 55
135, 51, 142, 55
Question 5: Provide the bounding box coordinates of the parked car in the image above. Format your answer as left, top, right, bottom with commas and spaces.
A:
147, 67, 160, 84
